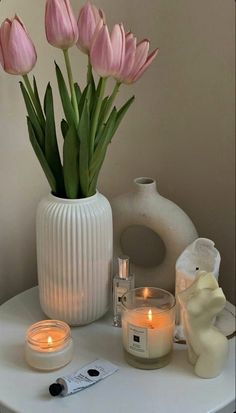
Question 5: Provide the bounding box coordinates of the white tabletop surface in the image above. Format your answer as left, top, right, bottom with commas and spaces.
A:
0, 287, 235, 413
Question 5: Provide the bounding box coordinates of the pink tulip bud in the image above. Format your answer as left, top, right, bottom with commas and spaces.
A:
77, 1, 105, 54
90, 23, 125, 78
117, 34, 159, 84
45, 0, 78, 49
90, 24, 113, 77
0, 15, 37, 75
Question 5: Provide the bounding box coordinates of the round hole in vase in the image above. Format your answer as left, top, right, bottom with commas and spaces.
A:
120, 225, 166, 268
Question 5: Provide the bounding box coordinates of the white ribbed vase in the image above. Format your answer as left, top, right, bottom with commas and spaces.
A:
36, 192, 113, 326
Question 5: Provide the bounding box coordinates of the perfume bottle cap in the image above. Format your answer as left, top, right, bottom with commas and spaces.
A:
118, 255, 130, 279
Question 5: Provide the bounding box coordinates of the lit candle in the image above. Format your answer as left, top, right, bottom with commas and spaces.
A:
25, 320, 74, 370
121, 288, 175, 369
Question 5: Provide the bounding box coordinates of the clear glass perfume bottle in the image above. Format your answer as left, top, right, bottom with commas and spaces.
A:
113, 255, 135, 327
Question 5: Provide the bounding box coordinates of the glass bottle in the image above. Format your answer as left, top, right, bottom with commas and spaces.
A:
113, 255, 135, 327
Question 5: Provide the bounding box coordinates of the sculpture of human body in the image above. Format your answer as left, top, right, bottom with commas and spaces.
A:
179, 271, 229, 378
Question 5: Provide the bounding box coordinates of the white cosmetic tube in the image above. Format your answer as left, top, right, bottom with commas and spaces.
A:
49, 359, 118, 397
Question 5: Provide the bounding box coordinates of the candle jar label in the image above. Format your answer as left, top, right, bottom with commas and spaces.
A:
128, 323, 148, 357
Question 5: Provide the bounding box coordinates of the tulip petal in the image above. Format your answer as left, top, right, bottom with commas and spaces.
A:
90, 24, 113, 77
14, 14, 28, 32
118, 34, 136, 81
111, 24, 125, 74
0, 41, 3, 68
132, 48, 159, 83
0, 20, 11, 71
128, 39, 150, 80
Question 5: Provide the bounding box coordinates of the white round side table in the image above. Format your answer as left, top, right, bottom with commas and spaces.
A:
0, 287, 235, 413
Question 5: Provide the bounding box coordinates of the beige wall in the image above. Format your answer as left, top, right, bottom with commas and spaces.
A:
0, 0, 235, 305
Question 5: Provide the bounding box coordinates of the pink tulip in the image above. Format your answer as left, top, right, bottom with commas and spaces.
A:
111, 24, 125, 75
45, 0, 78, 49
0, 15, 37, 75
90, 23, 125, 78
117, 34, 159, 84
77, 1, 105, 54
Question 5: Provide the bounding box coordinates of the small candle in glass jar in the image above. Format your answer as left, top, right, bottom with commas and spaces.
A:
25, 320, 73, 371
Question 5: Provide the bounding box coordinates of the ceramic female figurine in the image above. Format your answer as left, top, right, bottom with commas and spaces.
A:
179, 271, 229, 378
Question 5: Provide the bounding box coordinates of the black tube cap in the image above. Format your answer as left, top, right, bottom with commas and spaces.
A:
49, 383, 63, 397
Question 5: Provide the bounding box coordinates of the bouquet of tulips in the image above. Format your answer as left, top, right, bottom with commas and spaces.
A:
0, 0, 158, 199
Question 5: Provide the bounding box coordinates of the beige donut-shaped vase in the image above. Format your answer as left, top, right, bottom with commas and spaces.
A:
111, 178, 198, 292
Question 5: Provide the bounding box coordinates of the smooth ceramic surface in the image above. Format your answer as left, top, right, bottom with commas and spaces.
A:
111, 178, 198, 291
179, 272, 229, 379
36, 192, 113, 325
0, 287, 235, 413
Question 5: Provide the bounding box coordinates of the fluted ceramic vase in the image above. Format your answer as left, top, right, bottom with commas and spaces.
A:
36, 192, 113, 326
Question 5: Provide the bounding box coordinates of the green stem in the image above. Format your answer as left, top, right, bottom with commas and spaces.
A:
87, 58, 92, 84
22, 74, 35, 105
96, 81, 121, 140
90, 77, 107, 158
104, 81, 121, 122
63, 49, 79, 125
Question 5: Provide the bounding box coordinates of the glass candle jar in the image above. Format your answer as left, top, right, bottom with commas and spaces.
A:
25, 320, 74, 371
121, 287, 176, 369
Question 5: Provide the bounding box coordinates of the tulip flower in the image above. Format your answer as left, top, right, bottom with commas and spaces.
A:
45, 0, 78, 49
0, 15, 37, 75
77, 2, 105, 54
117, 33, 159, 84
90, 23, 125, 78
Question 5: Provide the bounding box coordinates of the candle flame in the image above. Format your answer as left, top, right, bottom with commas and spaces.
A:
148, 309, 153, 322
47, 336, 53, 345
143, 288, 149, 300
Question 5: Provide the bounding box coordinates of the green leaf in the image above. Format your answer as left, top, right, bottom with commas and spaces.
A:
63, 125, 80, 199
44, 83, 65, 196
91, 77, 103, 119
74, 82, 82, 106
88, 150, 106, 196
20, 81, 45, 150
61, 119, 69, 139
33, 76, 45, 129
88, 105, 118, 195
78, 84, 91, 117
98, 96, 109, 125
112, 96, 135, 140
78, 98, 90, 197
89, 73, 96, 113
96, 77, 103, 97
95, 96, 109, 146
55, 63, 76, 127
27, 117, 57, 193
89, 107, 117, 178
